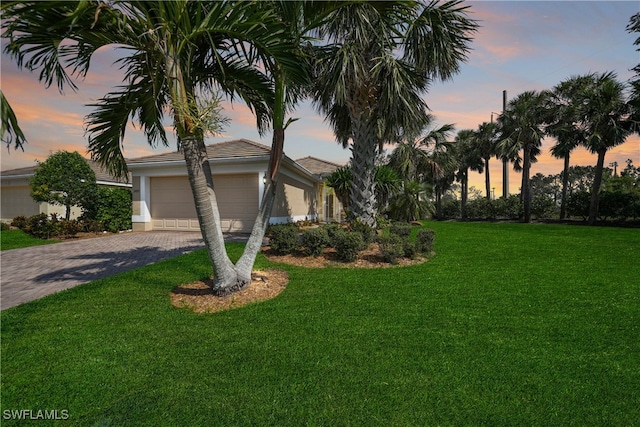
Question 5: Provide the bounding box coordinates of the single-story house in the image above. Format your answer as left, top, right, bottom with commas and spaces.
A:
1, 160, 131, 222
127, 139, 343, 233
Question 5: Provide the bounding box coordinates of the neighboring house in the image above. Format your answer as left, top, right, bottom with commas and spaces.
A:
127, 139, 341, 233
1, 160, 131, 222
295, 156, 344, 223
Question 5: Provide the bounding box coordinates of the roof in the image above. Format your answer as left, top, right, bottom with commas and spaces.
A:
126, 139, 271, 165
1, 159, 130, 185
295, 156, 343, 178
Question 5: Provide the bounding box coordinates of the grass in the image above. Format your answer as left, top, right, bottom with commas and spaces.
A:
0, 229, 59, 251
1, 222, 639, 426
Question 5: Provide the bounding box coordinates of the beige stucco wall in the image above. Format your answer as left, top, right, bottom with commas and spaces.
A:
272, 174, 318, 221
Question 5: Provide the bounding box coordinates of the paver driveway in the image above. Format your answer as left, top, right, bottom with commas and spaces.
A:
0, 231, 215, 310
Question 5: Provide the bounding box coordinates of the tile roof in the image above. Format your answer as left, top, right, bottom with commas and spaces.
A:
126, 139, 271, 164
295, 156, 344, 178
1, 159, 130, 184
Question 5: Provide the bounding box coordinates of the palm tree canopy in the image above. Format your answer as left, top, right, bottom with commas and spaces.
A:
313, 0, 477, 147
1, 0, 308, 177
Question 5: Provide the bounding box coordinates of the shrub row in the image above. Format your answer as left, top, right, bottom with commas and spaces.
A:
10, 213, 124, 240
268, 221, 435, 264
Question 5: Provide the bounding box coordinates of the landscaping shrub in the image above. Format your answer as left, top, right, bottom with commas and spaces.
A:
402, 238, 417, 259
83, 187, 132, 232
349, 219, 374, 244
82, 219, 105, 234
333, 230, 364, 262
24, 213, 58, 239
321, 223, 343, 240
466, 198, 495, 220
301, 227, 330, 257
567, 190, 591, 220
0, 222, 10, 231
440, 199, 460, 219
377, 234, 405, 264
531, 194, 557, 219
268, 224, 299, 255
390, 221, 411, 239
416, 229, 436, 254
11, 215, 28, 230
493, 195, 522, 219
59, 219, 82, 238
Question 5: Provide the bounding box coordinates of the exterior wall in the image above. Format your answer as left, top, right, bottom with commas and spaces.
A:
271, 172, 318, 223
1, 184, 39, 221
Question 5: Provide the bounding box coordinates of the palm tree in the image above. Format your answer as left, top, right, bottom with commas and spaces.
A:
0, 90, 26, 151
577, 72, 634, 224
312, 1, 477, 227
496, 91, 548, 223
454, 129, 483, 220
473, 121, 498, 200
546, 74, 595, 219
2, 1, 310, 294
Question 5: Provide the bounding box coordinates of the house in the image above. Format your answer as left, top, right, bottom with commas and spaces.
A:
295, 156, 345, 224
1, 160, 131, 222
127, 139, 343, 233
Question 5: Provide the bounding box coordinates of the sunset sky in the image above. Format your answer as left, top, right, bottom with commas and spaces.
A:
1, 0, 639, 196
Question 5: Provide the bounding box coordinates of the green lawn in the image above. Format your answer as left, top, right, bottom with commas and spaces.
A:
0, 229, 59, 251
1, 222, 638, 426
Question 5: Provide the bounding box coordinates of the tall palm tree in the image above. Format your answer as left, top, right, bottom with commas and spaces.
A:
0, 90, 26, 151
2, 1, 310, 294
312, 1, 477, 227
454, 129, 483, 220
577, 72, 634, 224
473, 121, 498, 200
546, 74, 595, 219
496, 91, 547, 223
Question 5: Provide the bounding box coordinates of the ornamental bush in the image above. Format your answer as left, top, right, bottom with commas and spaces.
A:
348, 219, 374, 244
301, 227, 330, 257
378, 234, 405, 264
416, 229, 436, 254
268, 224, 299, 255
390, 221, 411, 239
11, 215, 28, 230
333, 230, 364, 262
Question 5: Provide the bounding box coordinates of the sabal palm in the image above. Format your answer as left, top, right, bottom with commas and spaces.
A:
473, 121, 498, 200
454, 129, 483, 220
546, 74, 595, 219
2, 1, 307, 293
577, 72, 634, 224
312, 0, 477, 227
497, 90, 547, 223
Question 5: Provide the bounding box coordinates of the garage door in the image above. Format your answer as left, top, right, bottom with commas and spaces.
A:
150, 175, 258, 232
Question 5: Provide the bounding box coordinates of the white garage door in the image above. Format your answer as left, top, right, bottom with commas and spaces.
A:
150, 175, 258, 232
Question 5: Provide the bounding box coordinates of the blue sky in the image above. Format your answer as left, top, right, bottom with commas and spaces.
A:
1, 1, 639, 195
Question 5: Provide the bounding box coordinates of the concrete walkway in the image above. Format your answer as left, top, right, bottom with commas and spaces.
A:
0, 231, 243, 310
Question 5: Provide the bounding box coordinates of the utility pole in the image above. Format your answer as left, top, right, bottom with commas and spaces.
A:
609, 161, 618, 176
502, 90, 509, 198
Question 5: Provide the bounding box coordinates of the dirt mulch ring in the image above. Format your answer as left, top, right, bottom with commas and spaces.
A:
171, 243, 429, 313
261, 242, 429, 269
171, 269, 289, 314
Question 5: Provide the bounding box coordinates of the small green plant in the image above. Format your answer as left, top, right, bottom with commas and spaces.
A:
268, 224, 299, 255
11, 215, 28, 230
301, 227, 330, 257
390, 221, 412, 239
416, 229, 435, 254
24, 213, 58, 239
321, 223, 343, 240
1, 222, 10, 231
349, 219, 374, 244
59, 219, 82, 238
333, 230, 364, 262
378, 234, 405, 264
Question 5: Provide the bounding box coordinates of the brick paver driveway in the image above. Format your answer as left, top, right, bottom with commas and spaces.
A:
0, 231, 215, 310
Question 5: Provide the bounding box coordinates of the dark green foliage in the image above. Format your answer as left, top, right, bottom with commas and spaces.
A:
348, 219, 374, 244
493, 195, 523, 219
10, 215, 27, 230
59, 219, 82, 238
402, 238, 417, 259
416, 229, 435, 254
85, 187, 132, 232
0, 222, 10, 231
466, 198, 495, 219
598, 191, 637, 220
333, 230, 364, 262
301, 227, 330, 257
390, 221, 412, 238
29, 151, 99, 220
82, 219, 105, 234
567, 190, 591, 219
531, 194, 557, 219
268, 224, 299, 255
440, 199, 461, 218
377, 233, 405, 264
321, 223, 343, 240
23, 213, 58, 239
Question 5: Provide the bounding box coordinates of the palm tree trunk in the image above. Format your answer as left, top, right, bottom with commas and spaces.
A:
522, 147, 531, 223
485, 157, 491, 201
559, 153, 570, 219
349, 109, 378, 227
588, 149, 607, 225
181, 136, 237, 291
461, 169, 468, 220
